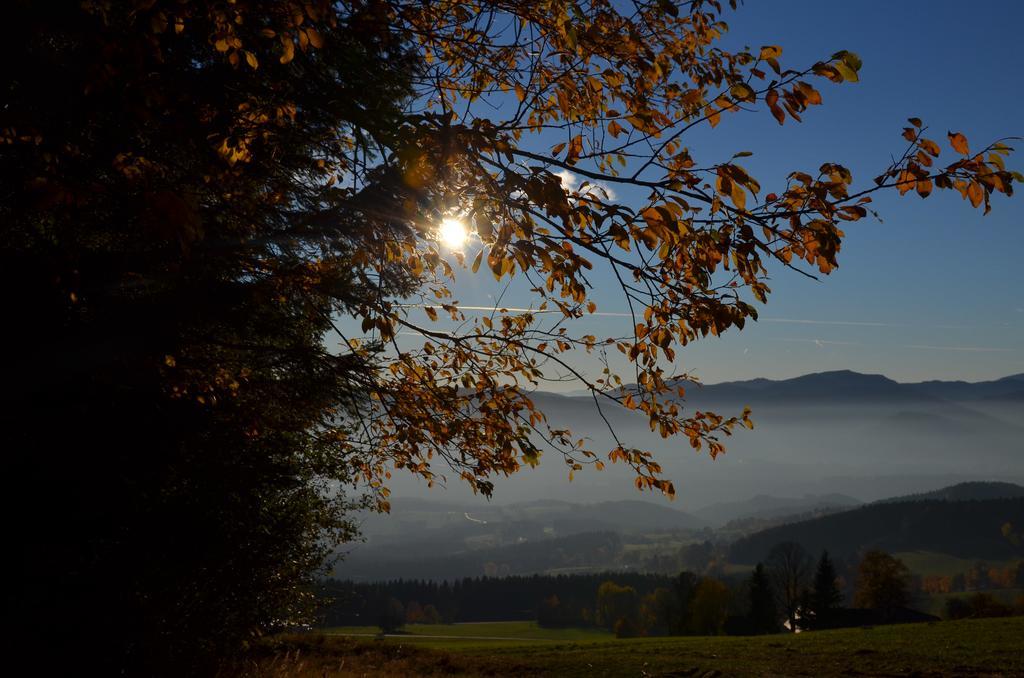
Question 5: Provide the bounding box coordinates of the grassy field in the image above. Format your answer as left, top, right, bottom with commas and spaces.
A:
249, 616, 1024, 677
322, 621, 611, 648
894, 550, 1017, 577
917, 588, 1024, 617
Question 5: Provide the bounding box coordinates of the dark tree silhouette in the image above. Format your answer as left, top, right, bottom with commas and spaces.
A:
854, 550, 912, 618
2, 2, 416, 673
378, 598, 406, 634
748, 563, 780, 634
671, 571, 701, 635
806, 550, 844, 628
766, 542, 812, 631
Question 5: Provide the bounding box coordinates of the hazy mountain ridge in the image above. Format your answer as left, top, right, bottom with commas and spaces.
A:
694, 492, 862, 527
335, 481, 1024, 581
348, 497, 706, 561
873, 481, 1024, 504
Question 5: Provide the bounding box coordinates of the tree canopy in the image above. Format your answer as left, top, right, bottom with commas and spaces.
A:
1, 0, 1018, 671
854, 550, 912, 616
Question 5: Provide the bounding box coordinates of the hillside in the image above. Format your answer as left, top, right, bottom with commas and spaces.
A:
334, 531, 626, 581
728, 497, 1024, 564
878, 481, 1024, 503
336, 497, 706, 582
694, 493, 861, 527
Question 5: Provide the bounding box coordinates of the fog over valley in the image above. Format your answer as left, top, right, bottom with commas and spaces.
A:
333, 370, 1023, 581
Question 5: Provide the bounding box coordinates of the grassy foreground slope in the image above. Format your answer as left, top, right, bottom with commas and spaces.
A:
322, 621, 612, 648
251, 617, 1024, 677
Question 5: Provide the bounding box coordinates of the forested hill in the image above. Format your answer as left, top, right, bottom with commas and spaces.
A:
876, 481, 1024, 503
728, 497, 1024, 564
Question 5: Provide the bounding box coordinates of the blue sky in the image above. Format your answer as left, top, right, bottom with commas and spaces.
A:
689, 0, 1024, 383
387, 1, 1024, 386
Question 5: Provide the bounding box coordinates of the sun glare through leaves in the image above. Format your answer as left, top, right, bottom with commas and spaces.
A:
438, 217, 469, 250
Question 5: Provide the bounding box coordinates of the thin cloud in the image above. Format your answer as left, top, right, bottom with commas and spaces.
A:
904, 344, 1014, 353
556, 170, 617, 201
762, 317, 896, 328
761, 317, 972, 330
767, 337, 863, 347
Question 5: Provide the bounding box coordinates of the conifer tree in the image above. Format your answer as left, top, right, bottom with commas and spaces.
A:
808, 550, 844, 627
748, 563, 780, 634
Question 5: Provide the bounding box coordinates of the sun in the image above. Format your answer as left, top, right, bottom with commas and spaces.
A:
438, 217, 468, 249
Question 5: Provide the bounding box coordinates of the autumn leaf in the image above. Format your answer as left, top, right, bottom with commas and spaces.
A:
766, 89, 785, 125
306, 28, 324, 49
948, 131, 970, 155
967, 181, 984, 207
280, 35, 295, 64
565, 135, 584, 165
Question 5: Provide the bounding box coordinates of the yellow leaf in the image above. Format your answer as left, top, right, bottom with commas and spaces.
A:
730, 180, 746, 210
834, 62, 859, 82
729, 83, 755, 102
245, 51, 258, 69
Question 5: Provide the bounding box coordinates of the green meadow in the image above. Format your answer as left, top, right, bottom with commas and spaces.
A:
321, 621, 612, 648
252, 616, 1024, 676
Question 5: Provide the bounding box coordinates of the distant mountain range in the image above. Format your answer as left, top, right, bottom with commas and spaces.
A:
564, 370, 1024, 404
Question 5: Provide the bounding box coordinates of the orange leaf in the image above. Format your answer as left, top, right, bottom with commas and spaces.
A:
948, 131, 970, 155
306, 28, 324, 49
279, 36, 295, 64
919, 138, 941, 157
896, 169, 914, 195
766, 90, 784, 126
565, 135, 583, 165
967, 181, 983, 208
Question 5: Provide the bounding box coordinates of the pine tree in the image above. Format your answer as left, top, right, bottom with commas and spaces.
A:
809, 551, 845, 628
748, 563, 779, 634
